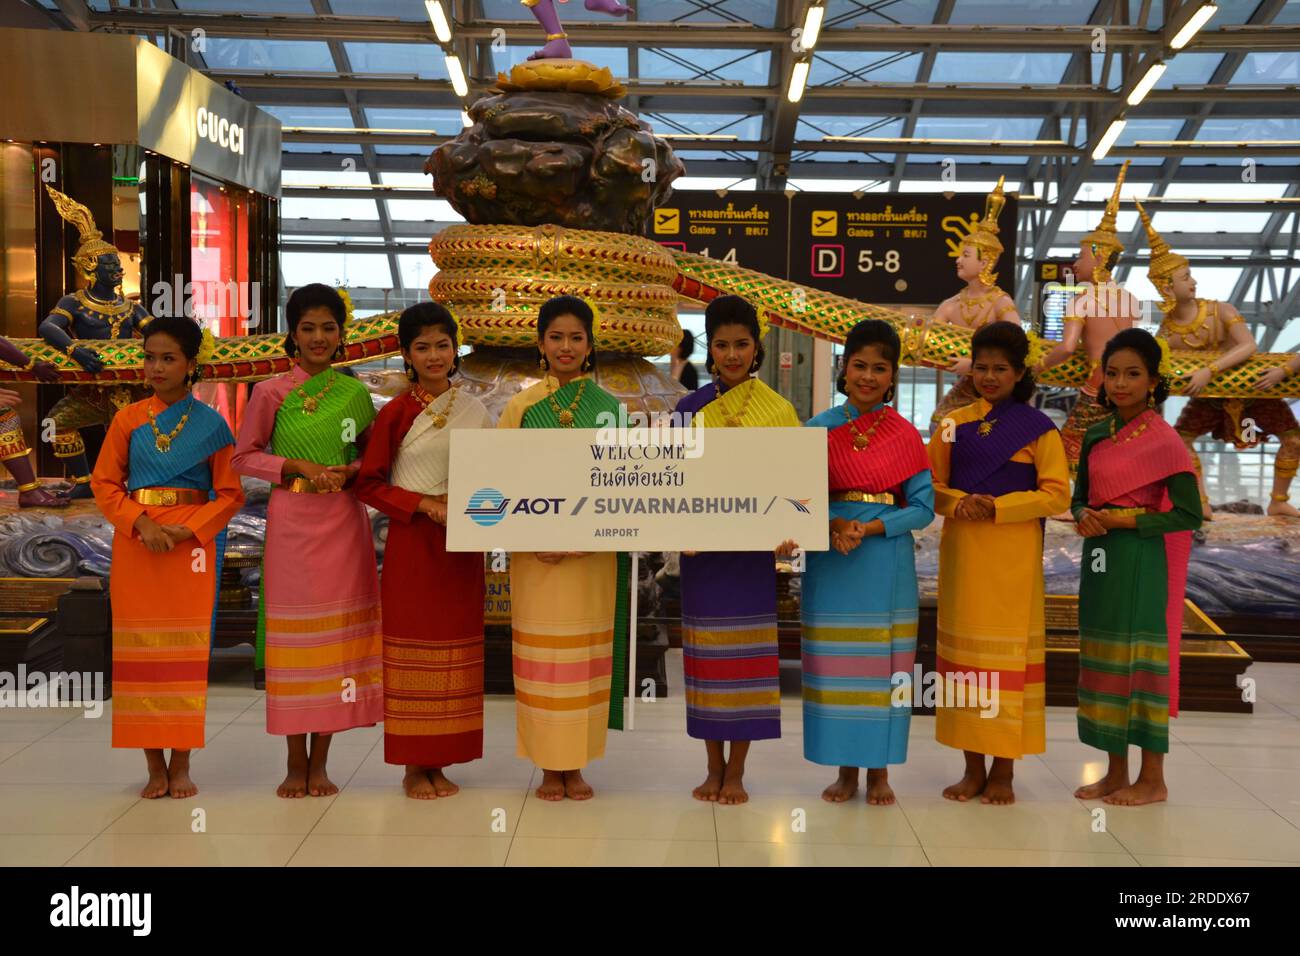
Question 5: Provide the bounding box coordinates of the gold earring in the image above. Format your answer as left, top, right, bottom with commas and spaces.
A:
538, 353, 547, 372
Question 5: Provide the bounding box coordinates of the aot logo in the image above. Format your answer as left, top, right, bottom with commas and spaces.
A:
466, 488, 509, 527
196, 106, 246, 156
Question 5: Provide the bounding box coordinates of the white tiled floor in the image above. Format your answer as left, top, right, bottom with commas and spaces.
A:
0, 654, 1297, 867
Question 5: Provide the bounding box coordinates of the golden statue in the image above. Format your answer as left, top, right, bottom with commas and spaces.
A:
1036, 161, 1143, 472
928, 176, 1021, 429
1140, 201, 1300, 519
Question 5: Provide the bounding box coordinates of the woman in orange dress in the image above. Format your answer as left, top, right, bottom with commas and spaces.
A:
90, 316, 244, 798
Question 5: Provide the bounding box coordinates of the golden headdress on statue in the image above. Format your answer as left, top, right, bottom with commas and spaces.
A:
1081, 160, 1130, 283
963, 176, 1007, 287
43, 185, 119, 280
1135, 198, 1190, 314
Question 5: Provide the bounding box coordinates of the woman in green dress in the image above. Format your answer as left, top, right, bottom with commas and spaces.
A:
1073, 328, 1202, 806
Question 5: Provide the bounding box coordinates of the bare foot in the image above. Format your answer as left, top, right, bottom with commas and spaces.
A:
564, 769, 594, 800
693, 768, 724, 802
536, 769, 566, 801
277, 765, 308, 799
1104, 779, 1168, 806
403, 767, 437, 800
942, 771, 986, 802
981, 775, 1015, 805
865, 768, 895, 806
430, 768, 460, 797
821, 767, 859, 803
1267, 499, 1300, 518
141, 769, 169, 799
718, 770, 748, 805
307, 767, 338, 797
1075, 769, 1129, 800
167, 753, 198, 799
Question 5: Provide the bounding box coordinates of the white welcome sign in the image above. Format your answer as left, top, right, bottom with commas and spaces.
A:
446, 426, 829, 552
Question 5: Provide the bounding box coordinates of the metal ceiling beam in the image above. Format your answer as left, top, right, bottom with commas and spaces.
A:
759, 0, 800, 189
282, 127, 1300, 160
202, 71, 1300, 107
311, 0, 403, 294
888, 0, 955, 193
85, 11, 1300, 50
53, 0, 91, 32
1228, 181, 1300, 308
1114, 0, 1288, 285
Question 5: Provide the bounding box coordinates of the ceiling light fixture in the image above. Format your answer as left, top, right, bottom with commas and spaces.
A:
425, 1, 453, 44
1171, 2, 1219, 50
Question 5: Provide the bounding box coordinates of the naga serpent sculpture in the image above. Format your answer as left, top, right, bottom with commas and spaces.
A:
1, 221, 1295, 399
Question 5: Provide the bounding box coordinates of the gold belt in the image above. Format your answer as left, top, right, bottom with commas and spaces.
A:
1102, 506, 1151, 517
283, 476, 340, 494
830, 491, 896, 505
130, 487, 206, 506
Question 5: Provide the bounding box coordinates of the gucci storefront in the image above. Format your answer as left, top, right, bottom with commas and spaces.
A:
0, 27, 281, 468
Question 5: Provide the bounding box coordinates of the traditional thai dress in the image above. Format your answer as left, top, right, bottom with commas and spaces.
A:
497, 374, 631, 769
1073, 410, 1201, 754
801, 402, 934, 768
90, 395, 244, 749
674, 378, 800, 742
355, 385, 492, 767
231, 365, 383, 736
927, 398, 1070, 759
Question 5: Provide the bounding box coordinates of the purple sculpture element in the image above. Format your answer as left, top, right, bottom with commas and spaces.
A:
526, 0, 630, 60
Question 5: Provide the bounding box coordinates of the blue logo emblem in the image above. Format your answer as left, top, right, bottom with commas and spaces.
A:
466, 488, 510, 527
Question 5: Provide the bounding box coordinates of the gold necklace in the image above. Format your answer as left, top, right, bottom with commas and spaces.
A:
297, 370, 336, 415
1160, 300, 1215, 349
715, 380, 755, 427
148, 397, 194, 453
1109, 411, 1151, 444
958, 287, 1001, 327
844, 403, 885, 451
547, 378, 587, 427
414, 383, 457, 429
74, 289, 133, 337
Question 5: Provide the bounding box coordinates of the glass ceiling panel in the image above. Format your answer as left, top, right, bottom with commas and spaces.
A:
477, 0, 778, 23
200, 38, 337, 72
791, 151, 898, 164
824, 0, 939, 27
330, 0, 427, 16
797, 115, 906, 140
638, 49, 771, 84
950, 1, 1097, 25
282, 142, 363, 154
912, 116, 1048, 141
1156, 53, 1226, 87
342, 42, 449, 79
1233, 51, 1300, 83
363, 108, 465, 135
930, 52, 1072, 85
1210, 1, 1279, 25
810, 51, 920, 86
671, 150, 760, 162
262, 105, 357, 128
645, 113, 763, 139
174, 0, 315, 11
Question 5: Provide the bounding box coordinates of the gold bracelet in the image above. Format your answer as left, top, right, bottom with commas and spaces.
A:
546, 32, 568, 40
1207, 363, 1220, 377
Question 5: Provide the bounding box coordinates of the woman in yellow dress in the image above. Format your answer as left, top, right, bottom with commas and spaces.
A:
927, 322, 1070, 804
497, 295, 631, 801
